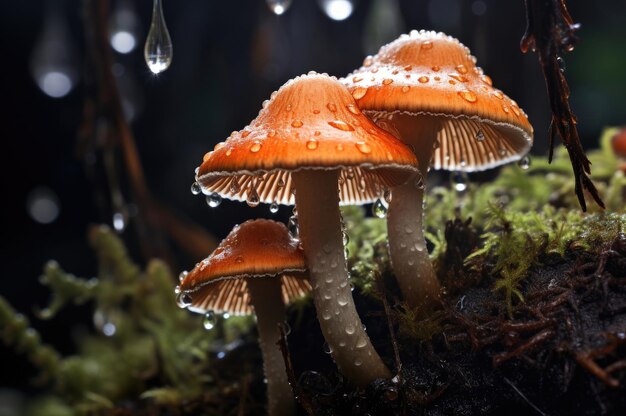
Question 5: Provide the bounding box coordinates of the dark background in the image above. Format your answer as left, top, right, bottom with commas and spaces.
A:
1, 0, 625, 392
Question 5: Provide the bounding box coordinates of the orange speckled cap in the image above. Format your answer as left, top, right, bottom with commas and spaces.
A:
343, 30, 534, 171
178, 219, 310, 315
196, 73, 418, 205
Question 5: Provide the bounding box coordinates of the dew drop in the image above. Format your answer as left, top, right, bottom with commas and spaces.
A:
230, 180, 241, 193
346, 104, 360, 115
352, 87, 368, 100
456, 64, 468, 74
421, 40, 433, 50
373, 198, 387, 218
401, 86, 410, 93
354, 358, 363, 366
449, 74, 469, 83
502, 105, 510, 114
326, 103, 338, 113
452, 171, 468, 192
235, 255, 244, 264
241, 130, 251, 138
356, 337, 367, 348
144, 0, 173, 74
418, 76, 429, 83
431, 65, 440, 72
518, 155, 531, 170
355, 141, 371, 154
493, 90, 504, 99
337, 143, 344, 151
226, 148, 233, 156
291, 120, 303, 128
556, 56, 566, 72
328, 120, 355, 131
345, 324, 356, 334
176, 292, 192, 308
458, 90, 477, 103
191, 182, 201, 195
481, 75, 493, 86
382, 78, 393, 85
363, 56, 374, 67
476, 129, 485, 142
206, 193, 222, 208
202, 152, 211, 162
250, 141, 262, 153
269, 202, 279, 214
306, 139, 319, 150
203, 311, 217, 330
267, 129, 277, 137
415, 175, 425, 190
178, 271, 188, 282
288, 215, 299, 239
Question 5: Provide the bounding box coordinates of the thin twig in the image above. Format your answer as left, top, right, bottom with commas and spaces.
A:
277, 323, 315, 416
503, 376, 550, 416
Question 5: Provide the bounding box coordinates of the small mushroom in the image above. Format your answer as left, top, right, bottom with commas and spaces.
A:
343, 30, 534, 310
611, 127, 626, 173
177, 219, 310, 416
195, 73, 419, 386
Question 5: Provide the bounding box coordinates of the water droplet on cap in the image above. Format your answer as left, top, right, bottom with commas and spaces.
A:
191, 182, 201, 195
306, 139, 319, 150
328, 120, 355, 131
352, 87, 368, 100
458, 90, 477, 103
206, 193, 222, 208
355, 141, 371, 154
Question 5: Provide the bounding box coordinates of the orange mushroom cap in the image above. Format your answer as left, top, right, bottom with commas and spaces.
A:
179, 219, 310, 315
611, 127, 626, 158
343, 30, 534, 171
196, 73, 419, 205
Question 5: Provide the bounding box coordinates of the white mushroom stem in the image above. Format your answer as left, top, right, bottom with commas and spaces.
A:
385, 114, 441, 310
247, 277, 295, 416
293, 169, 390, 387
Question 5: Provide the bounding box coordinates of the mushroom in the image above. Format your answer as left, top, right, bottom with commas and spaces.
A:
195, 73, 419, 386
177, 219, 310, 416
611, 127, 626, 173
342, 30, 534, 310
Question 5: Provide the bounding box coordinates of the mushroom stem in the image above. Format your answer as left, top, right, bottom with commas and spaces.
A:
293, 169, 391, 387
247, 277, 295, 416
385, 114, 441, 310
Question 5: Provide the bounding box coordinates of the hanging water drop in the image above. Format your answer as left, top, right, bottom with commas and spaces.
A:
246, 187, 260, 207
518, 155, 531, 170
190, 182, 201, 195
452, 171, 468, 192
269, 202, 279, 214
372, 198, 387, 218
266, 0, 292, 15
206, 193, 222, 208
203, 311, 217, 330
144, 0, 173, 74
178, 270, 188, 283
414, 175, 425, 190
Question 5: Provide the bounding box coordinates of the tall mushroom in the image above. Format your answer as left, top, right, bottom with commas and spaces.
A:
342, 30, 534, 310
195, 73, 419, 386
177, 219, 310, 416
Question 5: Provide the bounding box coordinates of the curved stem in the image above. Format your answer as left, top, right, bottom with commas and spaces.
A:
247, 278, 295, 416
385, 114, 441, 311
293, 170, 390, 387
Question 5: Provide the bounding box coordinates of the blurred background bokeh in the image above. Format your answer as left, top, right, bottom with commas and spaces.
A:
1, 0, 625, 394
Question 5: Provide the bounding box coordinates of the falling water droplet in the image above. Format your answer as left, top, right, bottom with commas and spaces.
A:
452, 172, 468, 192
373, 198, 387, 218
178, 270, 188, 282
206, 193, 222, 208
266, 0, 292, 15
203, 311, 217, 330
518, 155, 531, 170
144, 0, 173, 74
269, 202, 279, 214
190, 182, 201, 195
